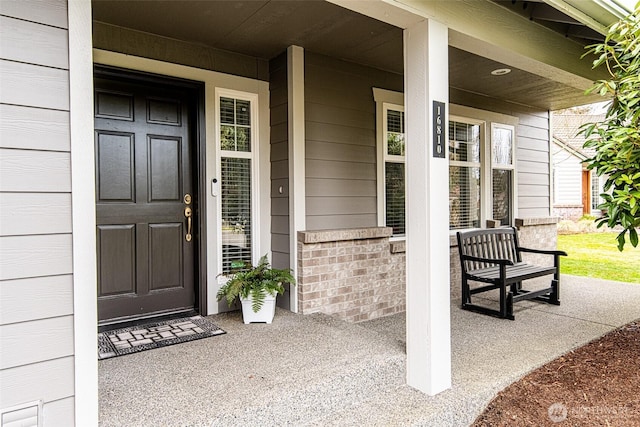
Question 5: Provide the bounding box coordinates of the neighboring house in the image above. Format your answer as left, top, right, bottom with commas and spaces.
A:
552, 112, 607, 219
0, 0, 632, 424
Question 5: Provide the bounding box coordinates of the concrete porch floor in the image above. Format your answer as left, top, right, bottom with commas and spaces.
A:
99, 275, 640, 426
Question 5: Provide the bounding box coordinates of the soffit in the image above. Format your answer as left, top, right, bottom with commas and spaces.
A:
92, 0, 603, 110
448, 47, 601, 110
92, 0, 404, 74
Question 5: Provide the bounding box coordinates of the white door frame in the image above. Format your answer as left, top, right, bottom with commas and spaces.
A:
92, 50, 270, 316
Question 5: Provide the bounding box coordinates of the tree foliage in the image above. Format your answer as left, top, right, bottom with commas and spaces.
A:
579, 4, 640, 251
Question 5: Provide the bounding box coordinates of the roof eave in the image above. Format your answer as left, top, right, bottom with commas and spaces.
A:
553, 136, 590, 160
543, 0, 633, 36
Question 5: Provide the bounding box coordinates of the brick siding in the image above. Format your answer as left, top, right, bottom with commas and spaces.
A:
553, 205, 584, 221
297, 228, 405, 322
514, 217, 560, 267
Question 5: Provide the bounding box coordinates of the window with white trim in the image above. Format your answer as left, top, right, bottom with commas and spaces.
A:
374, 89, 405, 238
449, 119, 482, 229
491, 124, 515, 226
218, 93, 256, 273
383, 105, 406, 236
448, 113, 516, 230
374, 93, 517, 234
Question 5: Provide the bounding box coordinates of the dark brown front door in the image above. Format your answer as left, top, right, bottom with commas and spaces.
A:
94, 73, 196, 322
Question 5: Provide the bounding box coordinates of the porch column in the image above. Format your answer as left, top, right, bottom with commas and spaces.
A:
287, 45, 305, 312
404, 19, 452, 395
69, 0, 99, 424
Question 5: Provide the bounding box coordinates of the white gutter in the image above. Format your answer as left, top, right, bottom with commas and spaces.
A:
543, 0, 632, 36
593, 0, 635, 16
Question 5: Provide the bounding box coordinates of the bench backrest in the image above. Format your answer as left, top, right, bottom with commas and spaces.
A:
456, 227, 522, 271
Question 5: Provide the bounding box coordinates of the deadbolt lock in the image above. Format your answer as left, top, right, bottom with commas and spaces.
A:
184, 193, 192, 205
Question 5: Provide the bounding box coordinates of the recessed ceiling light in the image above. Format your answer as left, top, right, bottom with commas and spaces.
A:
491, 68, 512, 76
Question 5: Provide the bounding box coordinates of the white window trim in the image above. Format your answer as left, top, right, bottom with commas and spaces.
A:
449, 115, 486, 231
373, 88, 404, 240
491, 123, 516, 171
215, 88, 261, 272
490, 123, 516, 226
449, 104, 518, 232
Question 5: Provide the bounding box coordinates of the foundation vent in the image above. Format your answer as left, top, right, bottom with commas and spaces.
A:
1, 401, 42, 427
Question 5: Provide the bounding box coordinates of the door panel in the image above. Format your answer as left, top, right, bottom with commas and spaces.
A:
97, 224, 136, 296
95, 74, 196, 322
149, 223, 183, 291
148, 136, 181, 202
95, 91, 134, 120
148, 98, 181, 125
96, 132, 135, 202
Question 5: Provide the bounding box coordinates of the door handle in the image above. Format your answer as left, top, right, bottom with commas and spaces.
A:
185, 206, 193, 242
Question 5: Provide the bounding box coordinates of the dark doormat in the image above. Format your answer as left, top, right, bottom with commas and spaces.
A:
98, 315, 225, 360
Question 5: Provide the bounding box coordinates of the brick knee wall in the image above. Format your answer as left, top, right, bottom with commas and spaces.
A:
515, 218, 559, 267
297, 227, 405, 323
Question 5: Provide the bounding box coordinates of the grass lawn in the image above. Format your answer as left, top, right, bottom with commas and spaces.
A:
557, 233, 640, 284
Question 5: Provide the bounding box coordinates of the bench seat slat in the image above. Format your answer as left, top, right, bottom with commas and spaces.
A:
467, 262, 556, 284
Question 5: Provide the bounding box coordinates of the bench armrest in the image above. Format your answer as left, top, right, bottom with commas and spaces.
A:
461, 255, 515, 266
519, 247, 568, 257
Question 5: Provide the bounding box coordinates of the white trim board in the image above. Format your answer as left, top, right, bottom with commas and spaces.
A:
69, 1, 98, 425
373, 88, 405, 234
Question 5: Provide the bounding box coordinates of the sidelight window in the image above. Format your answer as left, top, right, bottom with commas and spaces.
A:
374, 88, 406, 238
219, 94, 255, 273
383, 106, 406, 236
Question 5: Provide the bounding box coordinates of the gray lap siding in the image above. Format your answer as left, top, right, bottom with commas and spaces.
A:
0, 0, 76, 424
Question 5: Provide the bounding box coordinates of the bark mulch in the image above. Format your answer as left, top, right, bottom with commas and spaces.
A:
472, 320, 640, 426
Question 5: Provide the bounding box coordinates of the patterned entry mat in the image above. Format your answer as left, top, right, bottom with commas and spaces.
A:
98, 315, 226, 360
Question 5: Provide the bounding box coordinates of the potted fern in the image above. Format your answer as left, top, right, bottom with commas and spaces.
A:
216, 254, 295, 324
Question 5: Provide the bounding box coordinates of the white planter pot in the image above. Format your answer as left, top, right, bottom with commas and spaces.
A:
240, 293, 276, 324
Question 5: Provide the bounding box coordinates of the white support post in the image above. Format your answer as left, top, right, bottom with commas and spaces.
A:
404, 18, 452, 395
288, 45, 305, 312
68, 0, 99, 424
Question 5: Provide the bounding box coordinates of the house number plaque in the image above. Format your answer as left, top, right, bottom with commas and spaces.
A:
433, 101, 446, 158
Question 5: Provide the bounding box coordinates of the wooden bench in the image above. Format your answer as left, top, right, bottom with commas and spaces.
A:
456, 227, 567, 320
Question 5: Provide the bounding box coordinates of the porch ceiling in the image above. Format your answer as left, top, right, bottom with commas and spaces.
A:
92, 0, 602, 110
